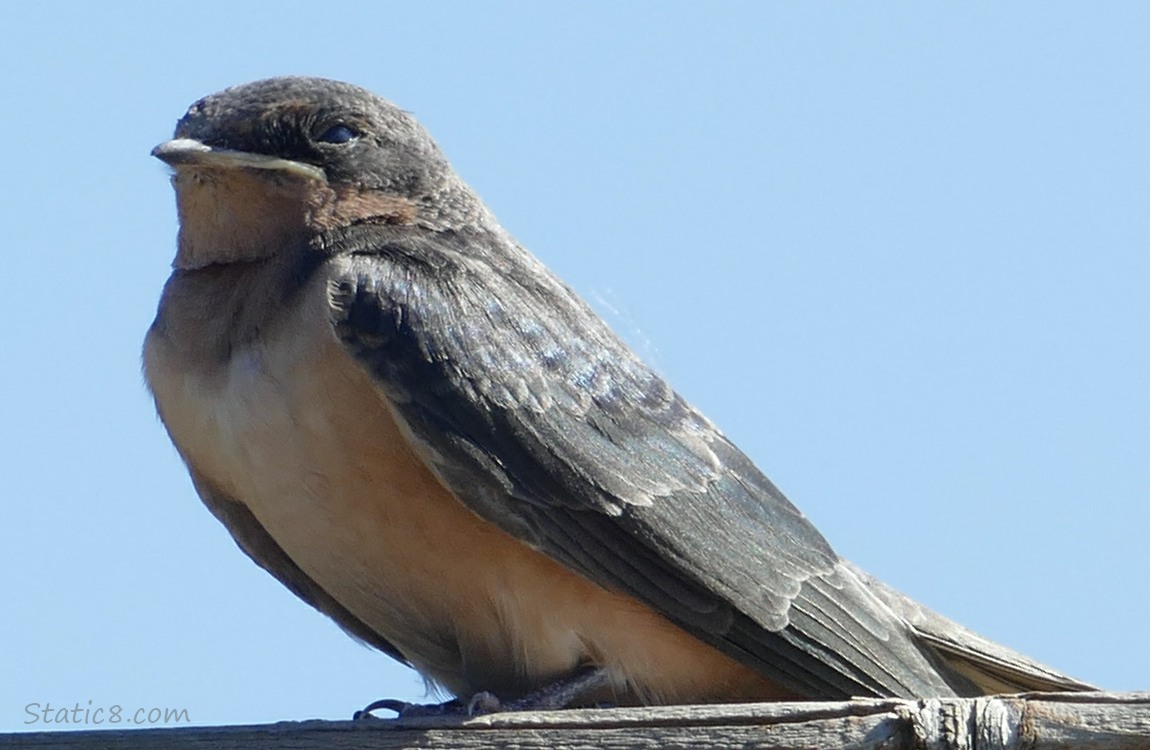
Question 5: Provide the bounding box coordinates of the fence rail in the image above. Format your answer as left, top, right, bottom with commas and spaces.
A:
3, 691, 1148, 749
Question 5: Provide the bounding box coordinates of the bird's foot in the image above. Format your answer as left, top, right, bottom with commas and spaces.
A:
473, 665, 612, 714
355, 666, 612, 719
353, 697, 466, 719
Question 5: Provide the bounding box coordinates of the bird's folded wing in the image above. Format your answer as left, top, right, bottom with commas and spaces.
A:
325, 231, 971, 698
847, 564, 1095, 693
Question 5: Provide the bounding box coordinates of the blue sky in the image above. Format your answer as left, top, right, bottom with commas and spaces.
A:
2, 1, 1147, 733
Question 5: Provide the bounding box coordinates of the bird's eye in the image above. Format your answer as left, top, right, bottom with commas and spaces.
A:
316, 123, 360, 144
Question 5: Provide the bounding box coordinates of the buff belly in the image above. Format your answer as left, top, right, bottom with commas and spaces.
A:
144, 284, 786, 704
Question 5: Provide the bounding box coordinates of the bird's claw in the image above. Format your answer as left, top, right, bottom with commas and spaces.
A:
354, 692, 504, 719
356, 666, 611, 720
353, 697, 466, 720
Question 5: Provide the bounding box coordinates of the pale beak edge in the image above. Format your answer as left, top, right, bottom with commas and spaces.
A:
152, 138, 326, 182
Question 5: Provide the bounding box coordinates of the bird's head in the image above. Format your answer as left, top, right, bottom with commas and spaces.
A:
153, 77, 483, 269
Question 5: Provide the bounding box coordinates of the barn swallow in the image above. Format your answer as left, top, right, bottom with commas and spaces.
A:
145, 77, 1093, 711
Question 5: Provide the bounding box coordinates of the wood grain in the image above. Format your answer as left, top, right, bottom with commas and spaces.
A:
4, 692, 1148, 749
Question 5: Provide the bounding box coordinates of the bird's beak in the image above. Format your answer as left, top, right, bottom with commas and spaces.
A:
151, 138, 327, 182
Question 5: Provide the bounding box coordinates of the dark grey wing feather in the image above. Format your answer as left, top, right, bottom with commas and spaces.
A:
189, 469, 409, 664
326, 228, 966, 698
848, 564, 1097, 693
